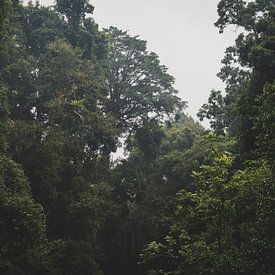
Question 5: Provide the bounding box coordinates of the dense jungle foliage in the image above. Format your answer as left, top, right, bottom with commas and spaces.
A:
0, 0, 274, 274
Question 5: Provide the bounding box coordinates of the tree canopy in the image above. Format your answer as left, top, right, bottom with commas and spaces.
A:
0, 0, 274, 274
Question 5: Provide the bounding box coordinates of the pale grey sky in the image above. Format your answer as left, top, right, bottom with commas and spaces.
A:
26, 0, 237, 122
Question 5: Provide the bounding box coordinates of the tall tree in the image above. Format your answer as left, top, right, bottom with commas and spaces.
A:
104, 27, 184, 135
198, 0, 275, 157
0, 3, 48, 274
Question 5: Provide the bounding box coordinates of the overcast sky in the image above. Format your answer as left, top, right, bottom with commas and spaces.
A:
26, 0, 237, 122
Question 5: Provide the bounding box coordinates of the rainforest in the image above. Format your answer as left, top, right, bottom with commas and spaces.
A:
0, 0, 274, 274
